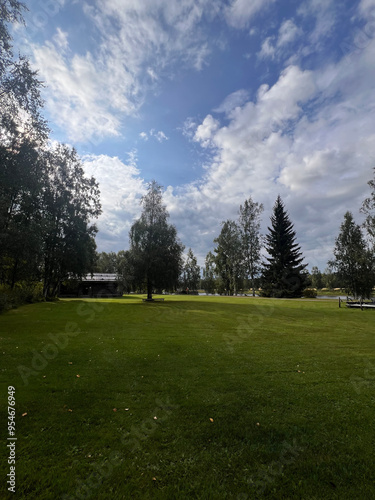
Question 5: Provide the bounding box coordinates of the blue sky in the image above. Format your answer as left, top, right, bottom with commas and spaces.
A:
14, 0, 375, 270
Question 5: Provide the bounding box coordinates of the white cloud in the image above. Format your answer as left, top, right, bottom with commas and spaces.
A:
164, 42, 375, 269
214, 89, 250, 115
277, 19, 302, 47
258, 36, 276, 60
358, 0, 375, 16
83, 153, 147, 250
193, 115, 220, 148
225, 0, 275, 29
140, 130, 169, 142
31, 34, 135, 142
258, 20, 302, 60
53, 28, 69, 51
27, 0, 223, 143
297, 0, 336, 49
150, 129, 169, 142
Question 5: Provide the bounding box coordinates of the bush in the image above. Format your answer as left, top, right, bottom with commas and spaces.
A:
0, 282, 44, 313
303, 288, 317, 298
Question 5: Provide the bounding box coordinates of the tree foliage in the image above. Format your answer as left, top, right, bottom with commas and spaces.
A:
40, 145, 101, 297
181, 248, 200, 291
129, 181, 184, 299
214, 220, 243, 295
202, 251, 216, 294
361, 166, 375, 243
262, 196, 308, 298
0, 4, 101, 302
238, 197, 263, 296
329, 212, 374, 299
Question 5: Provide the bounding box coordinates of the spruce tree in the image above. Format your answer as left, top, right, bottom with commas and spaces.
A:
262, 196, 308, 298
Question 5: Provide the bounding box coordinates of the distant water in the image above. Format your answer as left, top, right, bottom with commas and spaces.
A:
317, 295, 348, 300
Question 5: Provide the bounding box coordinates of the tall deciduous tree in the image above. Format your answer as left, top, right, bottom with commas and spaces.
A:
181, 248, 200, 291
202, 251, 216, 294
262, 196, 308, 298
238, 197, 263, 296
95, 251, 118, 273
214, 220, 243, 295
310, 266, 323, 290
41, 144, 101, 297
329, 211, 374, 299
1, 0, 47, 143
361, 167, 375, 243
0, 138, 45, 285
129, 181, 184, 300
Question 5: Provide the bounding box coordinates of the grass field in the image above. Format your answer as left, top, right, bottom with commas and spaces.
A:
1, 295, 375, 499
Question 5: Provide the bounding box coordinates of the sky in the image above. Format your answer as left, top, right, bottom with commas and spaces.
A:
13, 0, 375, 271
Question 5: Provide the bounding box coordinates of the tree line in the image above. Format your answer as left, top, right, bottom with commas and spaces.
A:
103, 175, 375, 300
0, 1, 101, 306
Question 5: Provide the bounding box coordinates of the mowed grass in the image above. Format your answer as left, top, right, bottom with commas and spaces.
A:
1, 295, 375, 499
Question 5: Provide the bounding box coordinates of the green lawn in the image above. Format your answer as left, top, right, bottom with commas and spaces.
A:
1, 295, 375, 499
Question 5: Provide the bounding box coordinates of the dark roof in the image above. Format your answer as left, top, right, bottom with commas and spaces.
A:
82, 273, 118, 282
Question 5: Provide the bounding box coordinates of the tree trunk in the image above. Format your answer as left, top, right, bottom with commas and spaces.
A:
147, 278, 153, 300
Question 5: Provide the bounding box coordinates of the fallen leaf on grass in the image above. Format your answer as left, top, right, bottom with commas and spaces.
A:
76, 374, 80, 378
113, 408, 117, 412
22, 413, 27, 417
209, 418, 214, 422
68, 362, 73, 365
68, 409, 73, 412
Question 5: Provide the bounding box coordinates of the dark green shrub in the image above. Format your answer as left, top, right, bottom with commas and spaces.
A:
0, 282, 44, 313
303, 288, 317, 298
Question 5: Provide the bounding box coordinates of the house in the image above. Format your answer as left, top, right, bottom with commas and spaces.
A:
59, 273, 122, 298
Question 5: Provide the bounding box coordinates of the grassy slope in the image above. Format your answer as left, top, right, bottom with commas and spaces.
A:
1, 296, 375, 499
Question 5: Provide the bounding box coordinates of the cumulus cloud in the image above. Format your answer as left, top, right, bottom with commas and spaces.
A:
167, 42, 375, 269
193, 115, 220, 148
83, 153, 147, 250
214, 89, 250, 115
24, 0, 280, 143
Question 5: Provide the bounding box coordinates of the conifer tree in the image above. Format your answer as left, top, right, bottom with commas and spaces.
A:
261, 196, 308, 298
